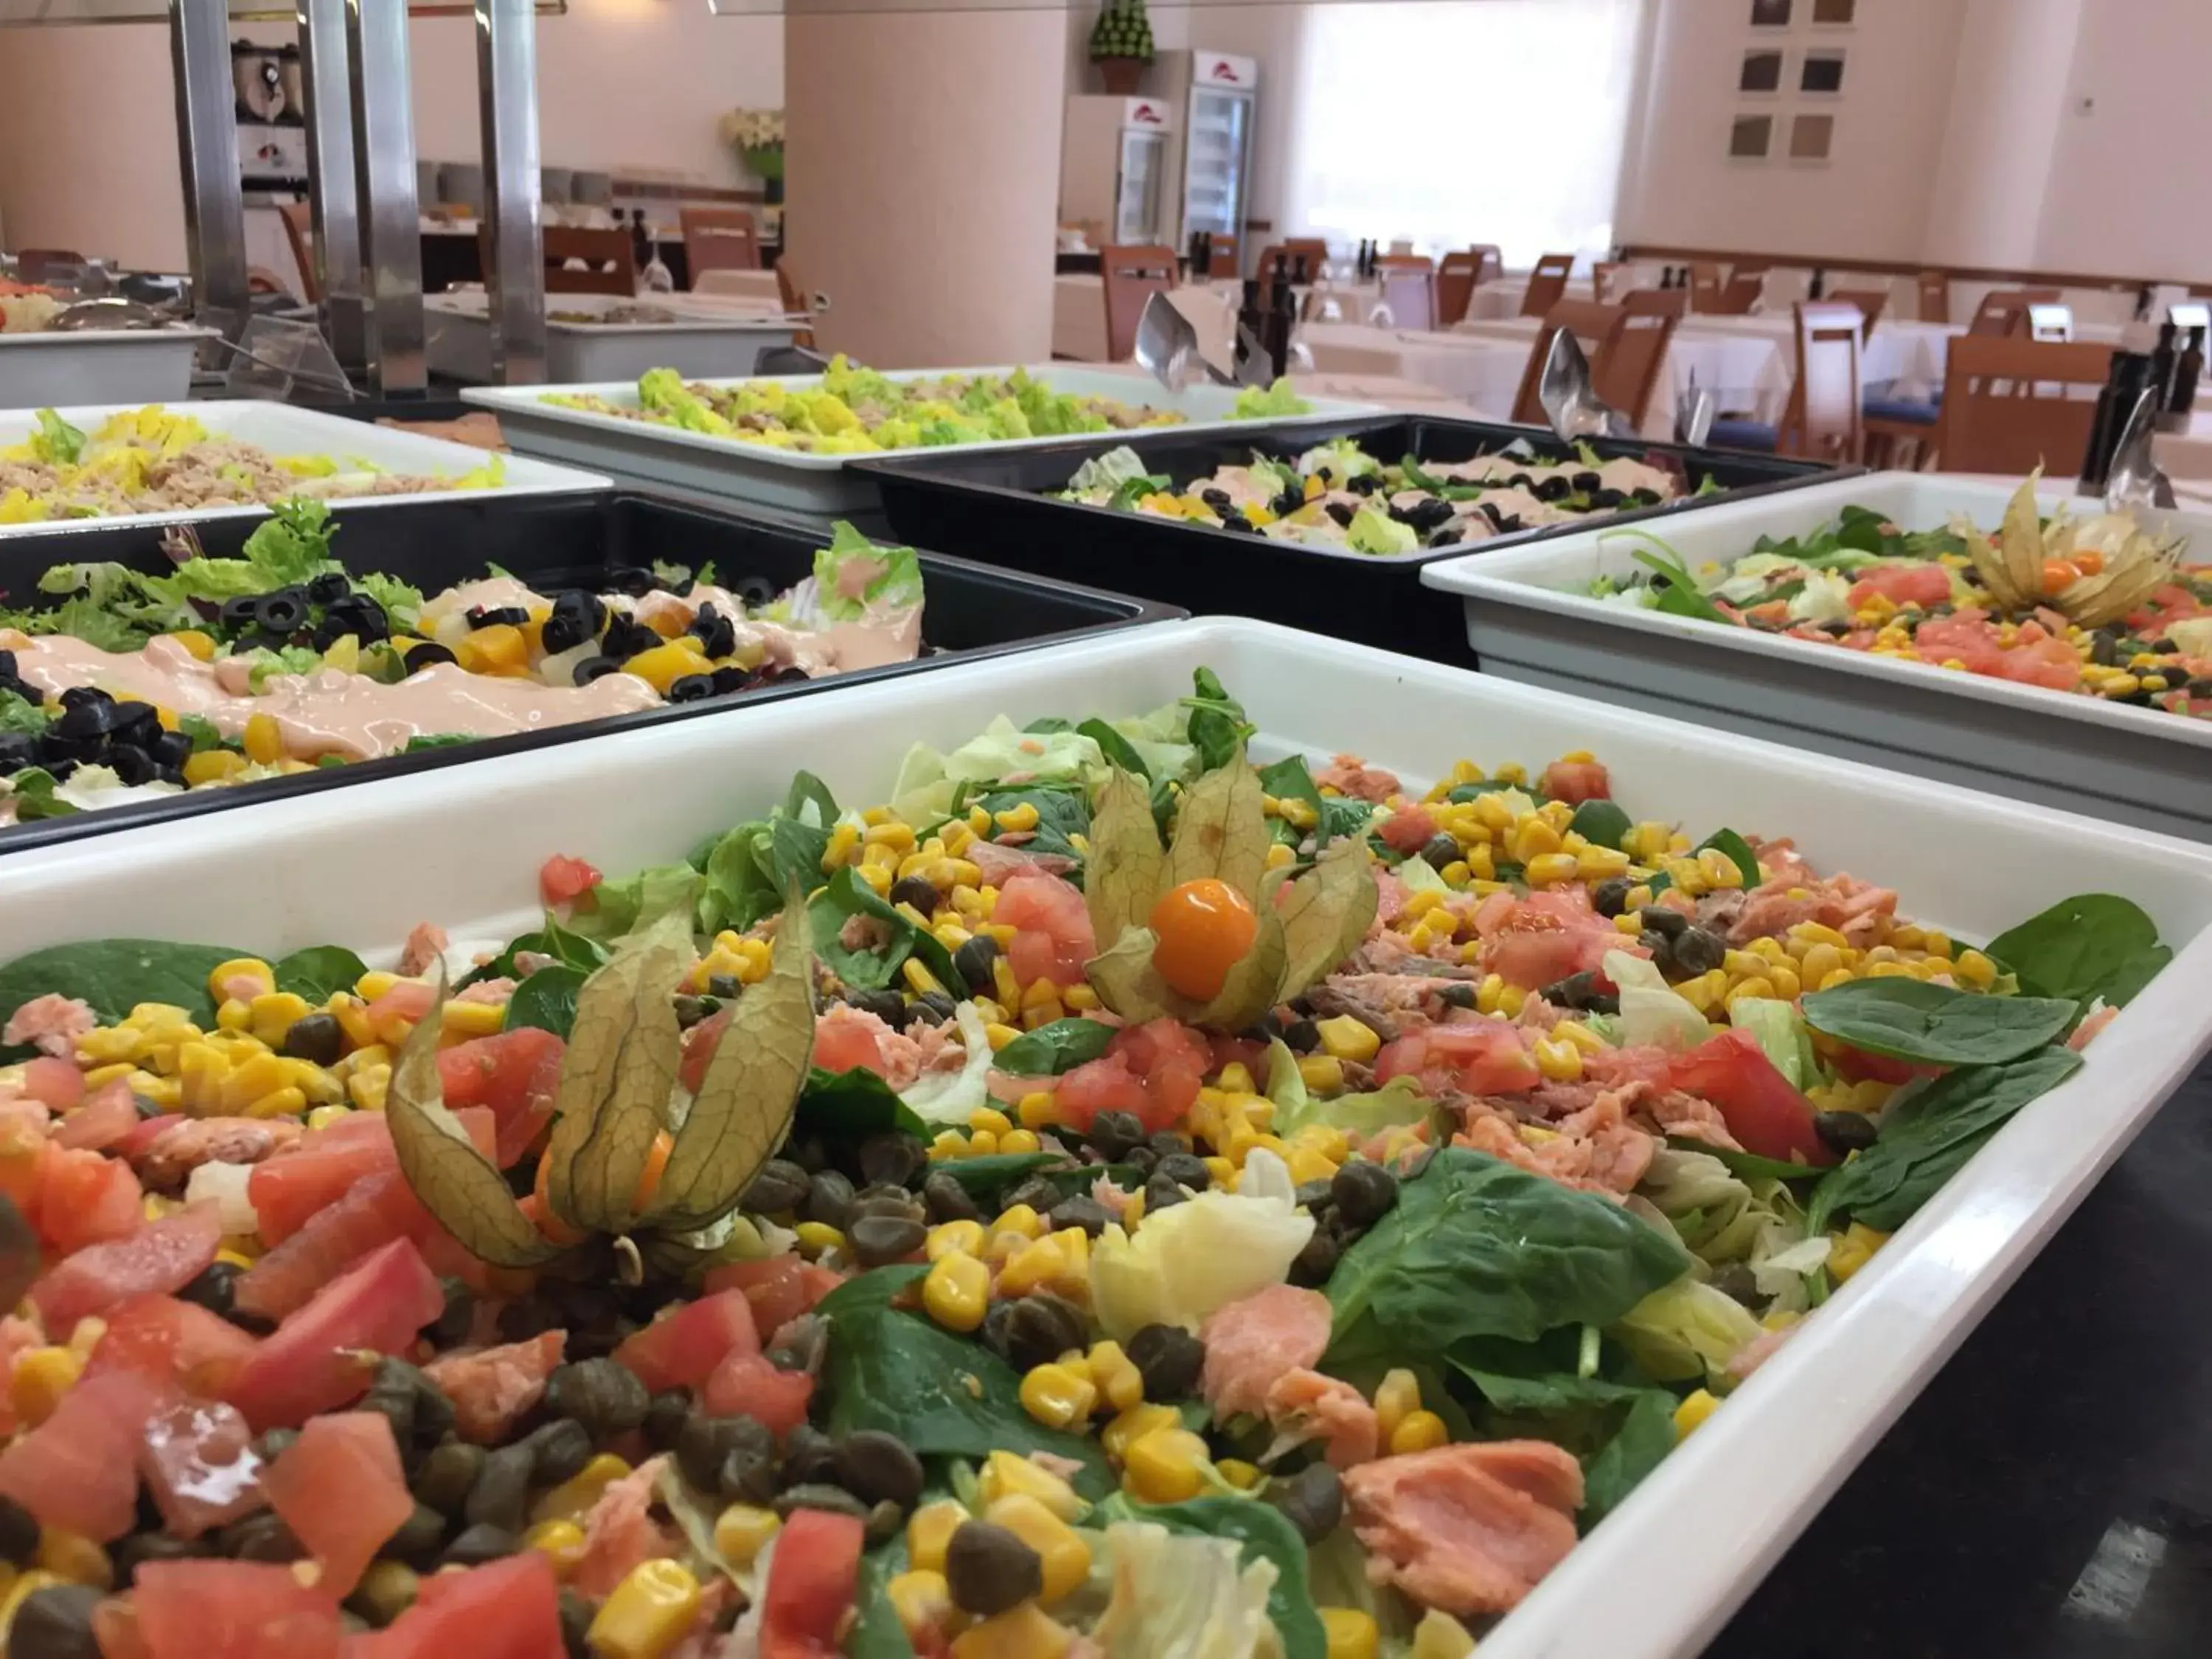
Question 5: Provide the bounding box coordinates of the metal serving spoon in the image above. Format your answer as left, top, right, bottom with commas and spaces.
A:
1134, 291, 1232, 392
1537, 327, 1634, 442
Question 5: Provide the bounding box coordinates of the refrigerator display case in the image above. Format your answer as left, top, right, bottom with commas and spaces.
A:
1163, 49, 1258, 274
1059, 95, 1175, 246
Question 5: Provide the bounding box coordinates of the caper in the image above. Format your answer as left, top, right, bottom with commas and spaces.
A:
1591, 876, 1633, 917
1085, 1110, 1145, 1161
779, 1425, 842, 1489
767, 1313, 830, 1377
1331, 1160, 1399, 1228
643, 1391, 691, 1452
1148, 1129, 1192, 1156
1048, 1193, 1112, 1238
279, 1011, 344, 1066
848, 1214, 928, 1268
922, 1170, 981, 1225
345, 1560, 421, 1628
525, 1419, 594, 1486
1141, 1170, 1189, 1214
558, 1587, 594, 1659
1710, 1262, 1762, 1307
787, 1135, 830, 1174
944, 1520, 1044, 1616
442, 1523, 518, 1566
953, 934, 1000, 995
412, 1440, 486, 1515
1815, 1110, 1879, 1155
1154, 1152, 1211, 1192
221, 1512, 302, 1562
865, 1498, 906, 1546
1671, 927, 1726, 975
363, 1357, 452, 1451
257, 1427, 299, 1464
1294, 1178, 1336, 1212
857, 1132, 926, 1189
176, 1260, 243, 1321
113, 1532, 212, 1582
1266, 1461, 1343, 1545
834, 1430, 926, 1510
1638, 905, 1688, 940
1281, 1018, 1321, 1053
678, 1412, 773, 1495
0, 1495, 41, 1564
914, 991, 959, 1025
773, 1484, 871, 1522
672, 994, 717, 1030
1126, 1324, 1205, 1400
718, 1442, 779, 1506
980, 1292, 1085, 1372
741, 1159, 812, 1214
1001, 1177, 1062, 1216
804, 1169, 855, 1228
1438, 982, 1478, 1010
1419, 833, 1463, 871
464, 1444, 536, 1534
545, 1358, 650, 1441
1290, 1223, 1343, 1286
386, 1503, 449, 1565
888, 874, 940, 913
429, 1276, 476, 1347
10, 1584, 102, 1659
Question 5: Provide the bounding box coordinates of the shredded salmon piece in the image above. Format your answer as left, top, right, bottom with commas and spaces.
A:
1, 994, 94, 1058
397, 922, 449, 977
422, 1330, 565, 1444
1200, 1285, 1332, 1422
1343, 1442, 1583, 1616
575, 1455, 673, 1598
1265, 1369, 1380, 1469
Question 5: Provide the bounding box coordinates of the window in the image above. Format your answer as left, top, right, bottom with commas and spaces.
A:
1740, 49, 1784, 92
1750, 0, 1792, 25
1812, 0, 1855, 21
1283, 0, 1646, 270
1790, 113, 1834, 159
1801, 50, 1846, 92
1731, 114, 1774, 159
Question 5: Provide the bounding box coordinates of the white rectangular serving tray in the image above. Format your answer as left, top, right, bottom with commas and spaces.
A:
425, 292, 801, 387
464, 364, 1382, 519
0, 398, 610, 540
3, 616, 2208, 1658
0, 327, 214, 408
1421, 472, 2212, 841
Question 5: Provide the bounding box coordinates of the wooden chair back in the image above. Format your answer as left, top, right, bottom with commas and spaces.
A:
277, 200, 319, 305
1202, 232, 1238, 274
1730, 260, 1772, 282
486, 225, 634, 296
1437, 251, 1485, 327
1969, 287, 2061, 337
1374, 254, 1436, 332
1590, 261, 1627, 304
1509, 300, 1627, 425
1787, 301, 1864, 464
1687, 262, 1724, 313
11, 250, 89, 284
1466, 244, 1504, 284
680, 208, 762, 282
1917, 271, 1950, 324
1594, 310, 1677, 431
1624, 286, 1688, 318
1936, 334, 2115, 476
775, 260, 815, 347
1829, 288, 1889, 333
1519, 252, 1576, 318
1712, 275, 1763, 315
1101, 243, 1179, 361
1255, 242, 1325, 285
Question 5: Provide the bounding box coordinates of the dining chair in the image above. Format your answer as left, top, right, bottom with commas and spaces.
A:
1935, 334, 2116, 476
1714, 276, 1764, 316
1518, 253, 1576, 318
1467, 244, 1505, 284
1202, 232, 1239, 275
1593, 310, 1678, 433
1711, 301, 1863, 459
1730, 260, 1772, 283
2026, 303, 2075, 343
482, 225, 634, 296
1373, 254, 1437, 331
680, 207, 762, 282
1436, 252, 1487, 327
1624, 287, 1688, 318
1968, 288, 2061, 337
1509, 300, 1627, 425
1687, 262, 1723, 313
1916, 271, 1951, 324
1830, 288, 1889, 331
1256, 241, 1326, 285
1100, 243, 1179, 361
774, 259, 815, 347
1591, 261, 1627, 304
276, 201, 320, 305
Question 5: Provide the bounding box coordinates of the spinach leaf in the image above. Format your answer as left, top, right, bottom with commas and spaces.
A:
809, 867, 962, 993
1325, 1150, 1691, 1368
1110, 1496, 1327, 1659
1106, 473, 1172, 512
1582, 1387, 1677, 1526
1257, 754, 1328, 849
993, 1018, 1113, 1077
0, 939, 240, 1053
1448, 1349, 1677, 1528
1445, 779, 1523, 803
271, 945, 370, 1004
1568, 799, 1632, 852
1801, 978, 2077, 1065
972, 784, 1088, 864
0, 692, 49, 737
1183, 668, 1256, 772
798, 1065, 928, 1139
1620, 538, 1733, 625
1806, 1046, 2084, 1234
698, 773, 840, 936
458, 918, 608, 989
1025, 717, 1075, 735
1984, 893, 2171, 1009
1697, 829, 1761, 889
1318, 795, 1377, 845
817, 1266, 1112, 1495
1662, 1136, 1824, 1183
504, 965, 586, 1037
1077, 717, 1150, 780
848, 1536, 916, 1659
400, 733, 472, 753
4, 769, 77, 821
933, 1154, 1138, 1204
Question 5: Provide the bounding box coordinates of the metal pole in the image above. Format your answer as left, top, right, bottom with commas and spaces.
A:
169, 0, 249, 350
346, 0, 427, 394
299, 0, 368, 373
477, 0, 546, 383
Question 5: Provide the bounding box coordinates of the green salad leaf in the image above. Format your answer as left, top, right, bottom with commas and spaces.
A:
505, 965, 587, 1037
1983, 893, 2171, 1009
812, 524, 924, 619
796, 1065, 929, 1139
992, 1017, 1114, 1076
0, 939, 240, 1052
1102, 1495, 1328, 1659
1801, 977, 2078, 1066
271, 945, 370, 1004
808, 866, 961, 993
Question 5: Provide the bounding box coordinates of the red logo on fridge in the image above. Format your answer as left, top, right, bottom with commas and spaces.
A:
1130, 103, 1164, 123
1209, 62, 1242, 81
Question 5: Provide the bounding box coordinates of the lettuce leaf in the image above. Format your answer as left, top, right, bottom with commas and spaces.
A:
1230, 378, 1312, 420
1346, 504, 1419, 557
810, 523, 925, 621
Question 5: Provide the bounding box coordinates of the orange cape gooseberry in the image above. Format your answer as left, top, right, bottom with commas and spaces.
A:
1148, 877, 1260, 1001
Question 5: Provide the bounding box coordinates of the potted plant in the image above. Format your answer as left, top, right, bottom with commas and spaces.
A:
1090, 0, 1154, 96
719, 107, 785, 205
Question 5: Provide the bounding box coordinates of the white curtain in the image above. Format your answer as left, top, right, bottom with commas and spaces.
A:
1281, 0, 1647, 271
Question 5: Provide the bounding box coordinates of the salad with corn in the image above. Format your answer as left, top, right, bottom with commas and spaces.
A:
0, 671, 2160, 1659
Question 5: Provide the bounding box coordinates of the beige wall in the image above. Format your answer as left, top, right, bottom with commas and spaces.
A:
1919, 0, 2080, 270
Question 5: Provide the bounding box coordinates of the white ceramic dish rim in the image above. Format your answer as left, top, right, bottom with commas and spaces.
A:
0, 327, 216, 351
3, 617, 2209, 1658
425, 292, 803, 336
1419, 470, 2212, 753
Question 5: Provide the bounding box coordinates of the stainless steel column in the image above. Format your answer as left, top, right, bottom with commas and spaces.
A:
298, 0, 367, 372
477, 0, 546, 383
169, 0, 249, 349
345, 0, 426, 394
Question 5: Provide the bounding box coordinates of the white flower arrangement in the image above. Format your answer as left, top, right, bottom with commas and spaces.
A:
718, 108, 785, 152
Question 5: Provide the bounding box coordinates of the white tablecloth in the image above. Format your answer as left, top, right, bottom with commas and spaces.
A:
2153, 411, 2212, 483
1464, 278, 1597, 321
1298, 321, 1678, 439
1448, 314, 1786, 423
692, 269, 782, 305
1052, 274, 1237, 364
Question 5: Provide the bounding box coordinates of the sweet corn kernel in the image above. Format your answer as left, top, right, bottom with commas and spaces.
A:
1374, 1368, 1421, 1443
1216, 1458, 1263, 1491
950, 1603, 1074, 1659
441, 999, 505, 1039
588, 1557, 702, 1659
1297, 1054, 1344, 1094
1532, 1037, 1583, 1083
1120, 1427, 1209, 1504
34, 1528, 111, 1590
1524, 851, 1580, 888
711, 1504, 779, 1568
978, 1450, 1084, 1522
794, 1222, 844, 1256
1390, 1410, 1449, 1455
1321, 1607, 1382, 1659
927, 1220, 985, 1261
1829, 1220, 1889, 1282
887, 1569, 955, 1644
923, 1251, 990, 1332
1019, 1362, 1098, 1430
1103, 1402, 1181, 1461
1313, 1015, 1380, 1064
523, 1518, 588, 1575
529, 1454, 633, 1526
984, 1493, 1091, 1604
1411, 1610, 1478, 1659
993, 1204, 1046, 1240
12, 1347, 80, 1426
1086, 1340, 1144, 1414
905, 1500, 969, 1577
967, 1107, 1014, 1137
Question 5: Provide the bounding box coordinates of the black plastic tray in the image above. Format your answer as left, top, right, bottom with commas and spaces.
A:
855, 415, 1852, 661
0, 492, 1181, 852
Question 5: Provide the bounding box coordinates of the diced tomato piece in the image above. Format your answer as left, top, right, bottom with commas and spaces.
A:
810, 1011, 887, 1080
262, 1413, 412, 1596
358, 1553, 563, 1659
611, 1290, 757, 1394
701, 1352, 813, 1435
1911, 613, 2007, 675
1823, 1040, 1927, 1085
134, 1560, 344, 1659
249, 1116, 397, 1244
19, 1056, 84, 1111
1054, 1017, 1208, 1135
86, 1294, 260, 1398
1376, 1024, 1543, 1097
223, 1237, 442, 1430
1847, 564, 1951, 610
1996, 633, 2082, 691
52, 1078, 142, 1151
0, 1368, 161, 1540
423, 1332, 565, 1445
235, 1170, 425, 1322
1377, 805, 1439, 856
759, 1510, 865, 1659
678, 1005, 731, 1095
31, 1203, 223, 1330
437, 1029, 565, 1168
92, 1598, 155, 1659
538, 855, 602, 908
34, 1146, 144, 1256
703, 1256, 845, 1338
116, 1112, 186, 1160
995, 870, 1096, 989
0, 1124, 47, 1217
1668, 1028, 1834, 1166
137, 1396, 265, 1539
1540, 759, 1612, 804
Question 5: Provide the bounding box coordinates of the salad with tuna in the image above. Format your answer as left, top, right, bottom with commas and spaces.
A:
0, 671, 2160, 1658
1057, 437, 1697, 554
1590, 474, 2212, 714
1, 406, 509, 525
0, 502, 923, 825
